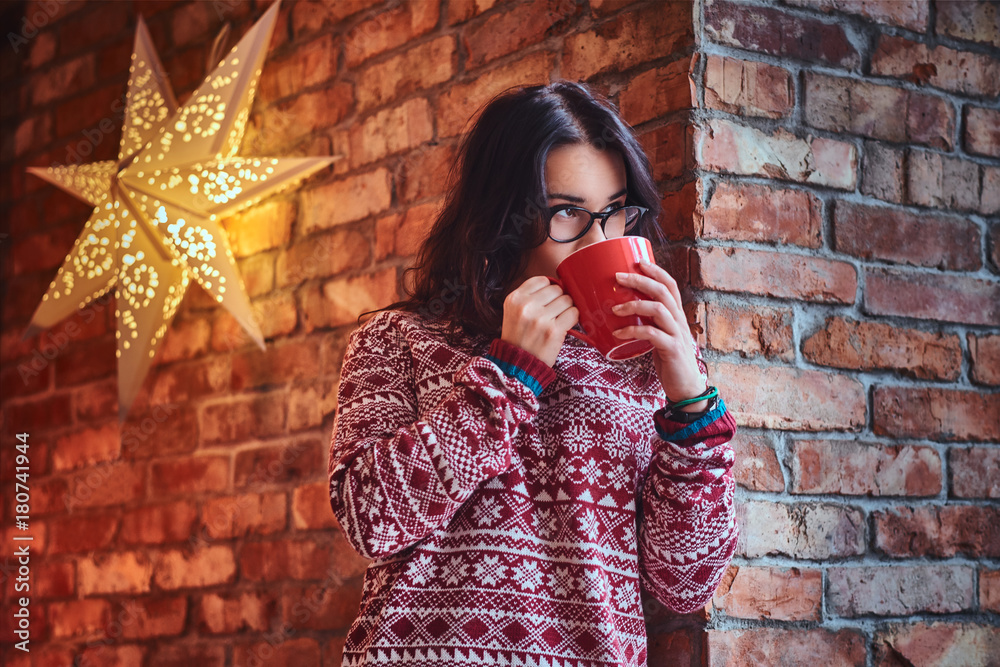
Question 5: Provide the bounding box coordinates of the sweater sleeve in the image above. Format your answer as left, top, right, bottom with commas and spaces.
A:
328, 313, 554, 560
638, 397, 738, 613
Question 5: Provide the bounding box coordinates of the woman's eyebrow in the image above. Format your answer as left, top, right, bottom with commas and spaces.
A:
547, 188, 628, 204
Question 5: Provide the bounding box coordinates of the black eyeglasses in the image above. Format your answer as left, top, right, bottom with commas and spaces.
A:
547, 205, 647, 243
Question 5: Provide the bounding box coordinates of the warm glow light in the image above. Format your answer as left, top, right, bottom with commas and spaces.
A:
26, 0, 336, 418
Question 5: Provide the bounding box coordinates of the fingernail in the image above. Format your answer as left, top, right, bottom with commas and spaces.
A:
616, 272, 627, 280
611, 303, 623, 313
612, 329, 623, 337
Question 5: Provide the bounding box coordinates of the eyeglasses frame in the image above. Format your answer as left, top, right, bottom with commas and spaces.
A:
546, 204, 649, 243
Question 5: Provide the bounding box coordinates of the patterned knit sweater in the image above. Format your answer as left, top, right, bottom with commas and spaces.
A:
328, 309, 737, 666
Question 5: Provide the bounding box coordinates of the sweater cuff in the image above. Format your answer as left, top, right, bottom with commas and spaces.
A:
484, 338, 556, 397
654, 397, 727, 443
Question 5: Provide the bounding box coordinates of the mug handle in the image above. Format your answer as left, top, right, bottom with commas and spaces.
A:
548, 276, 598, 348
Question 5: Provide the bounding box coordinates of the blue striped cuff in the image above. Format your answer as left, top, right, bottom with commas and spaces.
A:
484, 354, 545, 397
655, 398, 728, 442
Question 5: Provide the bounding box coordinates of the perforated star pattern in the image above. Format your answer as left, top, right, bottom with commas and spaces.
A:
27, 1, 335, 417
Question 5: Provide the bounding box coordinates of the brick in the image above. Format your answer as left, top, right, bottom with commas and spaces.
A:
707, 628, 866, 667
47, 513, 118, 554
696, 119, 857, 190
233, 638, 322, 666
111, 597, 186, 640
437, 51, 555, 138
200, 394, 286, 444
288, 378, 339, 432
786, 0, 928, 31
10, 223, 76, 275
301, 268, 399, 331
907, 149, 983, 212
447, 0, 501, 24
234, 439, 323, 489
620, 58, 693, 126
875, 386, 1000, 443
241, 538, 333, 582
376, 201, 440, 261
737, 501, 866, 559
260, 34, 336, 101
950, 447, 1000, 499
965, 106, 1000, 158
78, 551, 153, 596
983, 167, 1000, 216
14, 112, 51, 158
704, 55, 793, 119
150, 455, 230, 497
355, 36, 456, 113
464, 0, 577, 69
236, 253, 275, 298
197, 591, 275, 634
157, 318, 211, 364
27, 476, 68, 517
874, 505, 1000, 558
32, 53, 95, 106
221, 200, 294, 259
712, 565, 821, 621
54, 335, 116, 388
704, 182, 821, 248
120, 501, 198, 545
232, 338, 321, 391
247, 84, 353, 154
36, 561, 75, 599
150, 356, 230, 404
51, 420, 119, 472
731, 432, 785, 492
563, 2, 692, 80
291, 0, 367, 36
694, 247, 857, 304
148, 642, 225, 667
834, 201, 979, 271
28, 30, 56, 68
293, 480, 340, 531
640, 122, 690, 182
791, 440, 941, 496
704, 302, 794, 361
937, 0, 1000, 48
714, 360, 867, 431
277, 227, 369, 287
400, 142, 458, 204
202, 492, 286, 539
4, 393, 71, 439
705, 0, 859, 68
874, 622, 1000, 667
805, 73, 954, 150
872, 35, 1000, 98
63, 461, 145, 511
830, 565, 974, 617
280, 583, 366, 630
802, 316, 962, 381
982, 569, 1000, 613
343, 1, 439, 66
254, 292, 298, 339
349, 97, 434, 168
865, 268, 1000, 326
992, 223, 1000, 272
48, 599, 111, 639
153, 545, 236, 590
300, 169, 392, 235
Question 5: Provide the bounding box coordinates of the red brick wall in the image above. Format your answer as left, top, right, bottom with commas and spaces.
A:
0, 0, 997, 665
694, 0, 1000, 664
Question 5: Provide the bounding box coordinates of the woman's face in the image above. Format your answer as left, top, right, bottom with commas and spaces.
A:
516, 142, 628, 283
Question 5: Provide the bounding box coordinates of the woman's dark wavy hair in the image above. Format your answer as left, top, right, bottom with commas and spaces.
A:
370, 80, 664, 339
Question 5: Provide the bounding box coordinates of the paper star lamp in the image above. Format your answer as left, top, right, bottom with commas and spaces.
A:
27, 0, 335, 418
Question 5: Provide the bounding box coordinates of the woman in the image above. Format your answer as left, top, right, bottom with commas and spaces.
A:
328, 81, 737, 666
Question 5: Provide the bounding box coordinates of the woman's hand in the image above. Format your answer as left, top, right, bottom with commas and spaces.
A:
610, 261, 708, 410
501, 276, 579, 368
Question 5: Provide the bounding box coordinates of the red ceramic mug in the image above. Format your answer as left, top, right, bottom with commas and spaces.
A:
550, 236, 656, 360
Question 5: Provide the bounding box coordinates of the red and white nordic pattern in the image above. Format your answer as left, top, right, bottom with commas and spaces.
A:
329, 310, 737, 666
